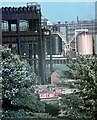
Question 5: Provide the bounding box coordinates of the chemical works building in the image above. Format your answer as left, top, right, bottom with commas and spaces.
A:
1, 3, 97, 84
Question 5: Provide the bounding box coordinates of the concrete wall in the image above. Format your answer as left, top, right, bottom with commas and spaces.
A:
78, 33, 93, 55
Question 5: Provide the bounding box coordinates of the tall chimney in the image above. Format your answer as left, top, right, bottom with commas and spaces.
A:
77, 16, 79, 23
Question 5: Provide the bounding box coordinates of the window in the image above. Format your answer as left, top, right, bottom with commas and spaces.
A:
2, 20, 8, 31
19, 20, 28, 31
11, 24, 16, 31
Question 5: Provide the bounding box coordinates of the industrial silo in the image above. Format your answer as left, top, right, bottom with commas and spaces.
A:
47, 34, 62, 55
77, 33, 93, 55
94, 35, 97, 55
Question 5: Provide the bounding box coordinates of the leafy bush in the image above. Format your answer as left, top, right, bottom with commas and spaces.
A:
1, 47, 45, 117
45, 102, 60, 116
60, 55, 97, 120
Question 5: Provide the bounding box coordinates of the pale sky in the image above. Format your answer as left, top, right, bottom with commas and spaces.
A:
1, 1, 95, 23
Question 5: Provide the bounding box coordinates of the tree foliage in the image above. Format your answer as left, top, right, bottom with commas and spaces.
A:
60, 55, 97, 120
45, 102, 60, 116
1, 47, 45, 117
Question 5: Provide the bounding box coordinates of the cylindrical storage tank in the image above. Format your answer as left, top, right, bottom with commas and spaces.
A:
49, 34, 62, 55
94, 35, 97, 55
77, 33, 93, 55
53, 35, 59, 54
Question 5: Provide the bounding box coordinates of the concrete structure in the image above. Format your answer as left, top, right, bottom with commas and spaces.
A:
2, 3, 52, 85
52, 19, 95, 42
41, 18, 96, 58
50, 19, 95, 56
77, 33, 93, 55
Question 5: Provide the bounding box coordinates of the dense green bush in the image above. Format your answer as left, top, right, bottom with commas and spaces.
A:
45, 102, 60, 116
60, 55, 97, 120
1, 47, 45, 117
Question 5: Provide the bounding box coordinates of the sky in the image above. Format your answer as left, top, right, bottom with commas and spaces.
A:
1, 2, 95, 23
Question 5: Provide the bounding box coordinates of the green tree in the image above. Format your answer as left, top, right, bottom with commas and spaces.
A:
1, 47, 45, 117
45, 102, 60, 116
60, 55, 97, 120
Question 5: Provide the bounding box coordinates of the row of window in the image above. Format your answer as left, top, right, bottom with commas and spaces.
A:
2, 20, 28, 31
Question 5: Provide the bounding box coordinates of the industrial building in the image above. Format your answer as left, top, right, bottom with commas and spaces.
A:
42, 17, 96, 57
50, 19, 96, 56
1, 3, 97, 84
1, 3, 53, 85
